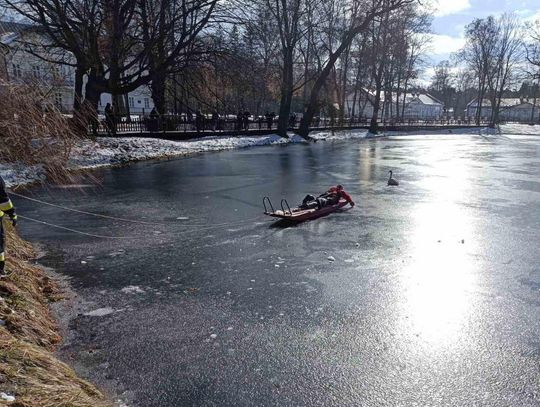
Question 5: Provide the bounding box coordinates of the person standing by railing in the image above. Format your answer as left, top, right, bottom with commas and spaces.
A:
104, 103, 118, 136
212, 111, 219, 131
243, 111, 251, 130
195, 110, 204, 132
149, 107, 159, 132
289, 113, 297, 129
265, 112, 276, 130
236, 112, 243, 131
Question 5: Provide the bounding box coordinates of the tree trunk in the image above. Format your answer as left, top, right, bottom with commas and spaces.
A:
395, 71, 402, 121
531, 91, 537, 123
369, 61, 385, 134
295, 4, 403, 139
298, 59, 337, 139
151, 72, 167, 114
124, 93, 131, 119
71, 66, 87, 133
350, 59, 363, 118
401, 77, 409, 119
476, 76, 486, 125
338, 45, 351, 124
489, 97, 497, 127
73, 66, 84, 112
369, 86, 382, 134
84, 72, 104, 136
298, 32, 359, 139
277, 49, 294, 138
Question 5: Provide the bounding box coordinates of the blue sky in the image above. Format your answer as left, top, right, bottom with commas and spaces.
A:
424, 0, 540, 81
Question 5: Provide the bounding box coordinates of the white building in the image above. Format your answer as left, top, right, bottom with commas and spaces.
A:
0, 21, 154, 114
466, 98, 540, 122
345, 89, 444, 120
0, 21, 75, 112
98, 87, 154, 115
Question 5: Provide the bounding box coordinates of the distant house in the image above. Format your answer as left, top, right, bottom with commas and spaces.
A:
466, 98, 540, 122
0, 20, 154, 114
345, 89, 444, 120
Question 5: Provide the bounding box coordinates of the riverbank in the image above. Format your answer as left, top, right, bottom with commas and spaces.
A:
0, 125, 505, 188
0, 132, 313, 188
0, 225, 111, 406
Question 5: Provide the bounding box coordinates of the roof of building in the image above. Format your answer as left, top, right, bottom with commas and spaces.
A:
467, 98, 540, 108
0, 21, 33, 34
0, 21, 35, 45
347, 89, 443, 106
409, 93, 444, 106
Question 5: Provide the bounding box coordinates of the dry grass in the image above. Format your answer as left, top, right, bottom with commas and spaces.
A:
0, 228, 60, 348
0, 80, 110, 406
0, 80, 88, 185
0, 225, 112, 407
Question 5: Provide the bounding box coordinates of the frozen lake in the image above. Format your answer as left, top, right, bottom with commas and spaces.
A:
16, 130, 540, 406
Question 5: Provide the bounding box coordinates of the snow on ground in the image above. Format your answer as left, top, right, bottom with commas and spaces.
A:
72, 129, 370, 170
0, 163, 46, 188
499, 123, 540, 135
70, 133, 307, 169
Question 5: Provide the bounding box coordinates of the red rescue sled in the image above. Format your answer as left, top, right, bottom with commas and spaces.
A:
263, 196, 349, 222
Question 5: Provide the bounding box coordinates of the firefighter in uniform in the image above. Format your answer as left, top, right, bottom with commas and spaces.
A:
0, 175, 17, 277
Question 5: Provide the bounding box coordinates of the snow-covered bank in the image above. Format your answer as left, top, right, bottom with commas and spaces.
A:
71, 129, 372, 170
71, 133, 305, 169
498, 123, 540, 135
1, 129, 368, 188
0, 163, 46, 188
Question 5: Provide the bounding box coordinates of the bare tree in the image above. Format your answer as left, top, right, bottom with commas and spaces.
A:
264, 0, 310, 136
297, 0, 417, 139
139, 0, 219, 114
460, 17, 499, 125
524, 19, 540, 122
485, 13, 522, 126
2, 0, 217, 125
353, 1, 426, 133
429, 60, 455, 116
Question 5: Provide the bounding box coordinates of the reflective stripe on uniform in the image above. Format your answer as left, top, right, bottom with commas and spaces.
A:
0, 199, 13, 211
0, 211, 4, 218
0, 252, 4, 262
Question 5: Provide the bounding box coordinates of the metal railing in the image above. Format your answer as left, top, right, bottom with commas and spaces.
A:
91, 114, 499, 136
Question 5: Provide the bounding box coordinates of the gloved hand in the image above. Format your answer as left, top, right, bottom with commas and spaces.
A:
10, 214, 17, 227
350, 202, 355, 207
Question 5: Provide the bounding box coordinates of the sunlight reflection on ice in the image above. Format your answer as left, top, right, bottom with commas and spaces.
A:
399, 150, 478, 347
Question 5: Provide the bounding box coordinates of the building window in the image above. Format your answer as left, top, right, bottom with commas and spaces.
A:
54, 93, 63, 109
144, 98, 150, 109
32, 65, 41, 78
128, 97, 134, 108
12, 64, 21, 78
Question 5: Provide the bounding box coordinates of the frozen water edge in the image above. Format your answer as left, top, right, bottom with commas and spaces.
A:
5, 124, 534, 188
0, 129, 368, 188
69, 129, 373, 172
